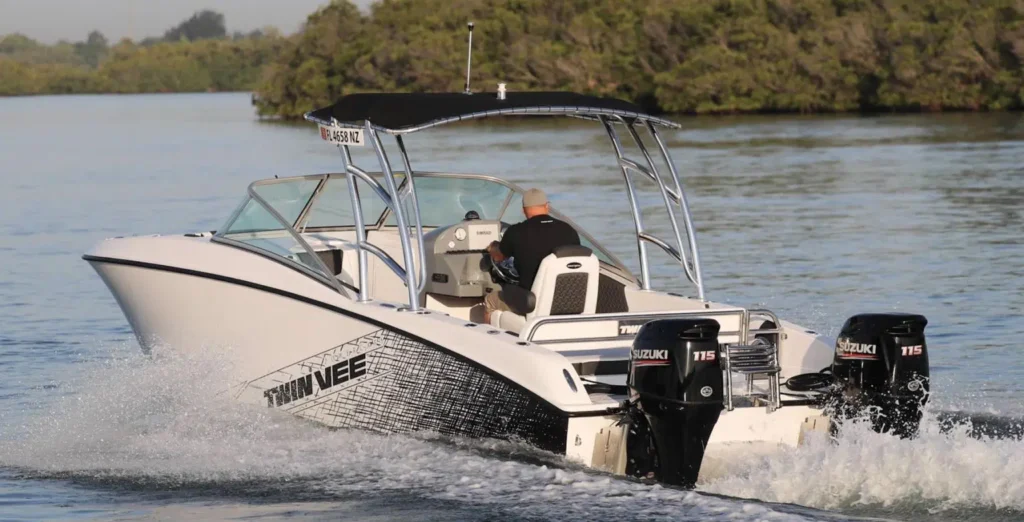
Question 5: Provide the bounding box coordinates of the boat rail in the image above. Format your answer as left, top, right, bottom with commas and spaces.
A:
311, 107, 708, 307
524, 308, 783, 412
221, 101, 710, 310
335, 124, 428, 308
599, 116, 703, 295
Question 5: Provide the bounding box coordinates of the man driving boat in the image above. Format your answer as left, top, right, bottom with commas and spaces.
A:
484, 188, 580, 323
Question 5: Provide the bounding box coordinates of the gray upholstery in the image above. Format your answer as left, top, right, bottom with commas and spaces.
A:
552, 245, 593, 258
498, 284, 536, 315
549, 273, 589, 315
491, 249, 600, 333
596, 274, 629, 313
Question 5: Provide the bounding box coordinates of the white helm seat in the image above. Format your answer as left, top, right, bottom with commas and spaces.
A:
490, 245, 600, 333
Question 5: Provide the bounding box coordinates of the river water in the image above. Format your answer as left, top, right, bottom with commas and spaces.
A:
0, 93, 1022, 521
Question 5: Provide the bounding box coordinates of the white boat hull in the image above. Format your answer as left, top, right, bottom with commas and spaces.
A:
87, 234, 833, 472
86, 235, 610, 456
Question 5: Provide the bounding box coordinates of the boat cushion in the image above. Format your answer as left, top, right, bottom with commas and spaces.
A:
492, 310, 527, 332
530, 250, 599, 318
488, 249, 600, 333
552, 244, 594, 258
499, 284, 536, 315
596, 274, 629, 313
549, 273, 589, 315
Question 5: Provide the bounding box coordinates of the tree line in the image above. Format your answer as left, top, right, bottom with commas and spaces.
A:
4, 1, 1024, 116
0, 10, 284, 96
255, 0, 1024, 117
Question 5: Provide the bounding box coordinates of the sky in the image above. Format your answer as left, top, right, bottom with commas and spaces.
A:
0, 0, 375, 43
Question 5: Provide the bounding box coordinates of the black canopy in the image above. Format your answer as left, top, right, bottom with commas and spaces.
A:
304, 92, 679, 132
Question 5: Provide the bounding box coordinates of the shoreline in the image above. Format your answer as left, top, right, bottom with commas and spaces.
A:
4, 90, 1022, 118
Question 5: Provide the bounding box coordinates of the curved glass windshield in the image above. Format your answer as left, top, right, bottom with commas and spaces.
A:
303, 176, 392, 229
220, 188, 333, 279
227, 179, 319, 233
386, 176, 511, 227
216, 173, 635, 287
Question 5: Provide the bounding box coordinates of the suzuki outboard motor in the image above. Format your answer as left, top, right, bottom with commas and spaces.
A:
627, 318, 723, 487
830, 313, 929, 438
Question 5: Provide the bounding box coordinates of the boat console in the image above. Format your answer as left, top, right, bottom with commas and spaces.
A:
421, 219, 502, 298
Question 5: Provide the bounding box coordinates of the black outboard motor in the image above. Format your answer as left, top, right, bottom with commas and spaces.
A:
626, 318, 723, 487
829, 313, 929, 438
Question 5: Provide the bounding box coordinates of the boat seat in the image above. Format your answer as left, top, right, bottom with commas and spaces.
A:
490, 245, 600, 333
596, 273, 629, 313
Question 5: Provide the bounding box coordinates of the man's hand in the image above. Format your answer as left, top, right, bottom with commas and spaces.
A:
487, 240, 505, 262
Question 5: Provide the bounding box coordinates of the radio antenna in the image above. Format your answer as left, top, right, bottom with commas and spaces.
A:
463, 22, 474, 94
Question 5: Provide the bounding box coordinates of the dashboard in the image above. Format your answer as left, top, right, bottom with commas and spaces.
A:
422, 219, 503, 297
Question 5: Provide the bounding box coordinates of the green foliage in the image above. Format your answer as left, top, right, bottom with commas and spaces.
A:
254, 1, 370, 116
75, 31, 109, 67
256, 0, 1024, 117
0, 33, 86, 66
3, 0, 1024, 115
0, 28, 285, 96
98, 38, 286, 93
164, 10, 227, 42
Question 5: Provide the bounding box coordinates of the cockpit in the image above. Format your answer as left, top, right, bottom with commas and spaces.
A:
216, 172, 636, 329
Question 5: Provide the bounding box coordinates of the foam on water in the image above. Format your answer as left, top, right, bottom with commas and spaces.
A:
701, 410, 1024, 516
4, 344, 1023, 520
0, 347, 834, 521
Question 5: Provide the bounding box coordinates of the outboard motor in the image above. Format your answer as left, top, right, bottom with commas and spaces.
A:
626, 318, 723, 487
829, 313, 929, 438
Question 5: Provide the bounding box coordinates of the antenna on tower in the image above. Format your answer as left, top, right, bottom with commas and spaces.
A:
463, 22, 474, 94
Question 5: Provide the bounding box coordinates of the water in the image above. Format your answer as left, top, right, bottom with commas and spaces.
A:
0, 93, 1021, 521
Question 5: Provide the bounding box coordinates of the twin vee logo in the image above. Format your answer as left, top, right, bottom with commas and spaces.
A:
264, 353, 367, 407
618, 320, 648, 336
836, 337, 878, 359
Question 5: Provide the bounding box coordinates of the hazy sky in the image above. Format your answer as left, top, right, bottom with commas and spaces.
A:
0, 0, 375, 43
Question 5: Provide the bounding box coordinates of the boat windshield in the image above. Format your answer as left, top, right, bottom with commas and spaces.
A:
298, 174, 513, 230
217, 173, 631, 285
385, 176, 511, 226
228, 179, 320, 233
218, 178, 338, 279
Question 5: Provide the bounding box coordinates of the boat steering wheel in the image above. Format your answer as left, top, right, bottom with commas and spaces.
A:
489, 256, 519, 286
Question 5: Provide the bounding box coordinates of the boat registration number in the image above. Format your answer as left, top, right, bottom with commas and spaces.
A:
319, 124, 364, 147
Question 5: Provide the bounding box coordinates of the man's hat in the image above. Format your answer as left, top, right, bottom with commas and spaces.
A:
522, 188, 548, 208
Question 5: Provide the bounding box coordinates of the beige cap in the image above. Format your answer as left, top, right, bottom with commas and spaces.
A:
522, 188, 548, 208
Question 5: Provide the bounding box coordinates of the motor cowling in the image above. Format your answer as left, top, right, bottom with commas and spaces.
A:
829, 313, 929, 437
626, 318, 723, 487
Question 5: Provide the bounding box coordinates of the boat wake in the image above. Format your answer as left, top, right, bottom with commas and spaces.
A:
701, 409, 1024, 520
0, 346, 833, 521
1, 345, 1022, 521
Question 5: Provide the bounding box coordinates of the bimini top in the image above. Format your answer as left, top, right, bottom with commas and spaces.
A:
304, 91, 680, 133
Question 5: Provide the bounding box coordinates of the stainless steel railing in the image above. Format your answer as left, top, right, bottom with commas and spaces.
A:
598, 116, 704, 299
525, 307, 784, 412
722, 309, 784, 412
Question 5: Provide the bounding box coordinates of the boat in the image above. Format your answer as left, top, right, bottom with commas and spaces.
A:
84, 89, 932, 487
